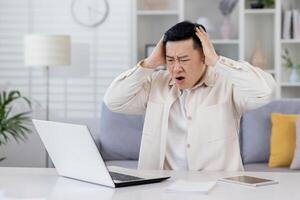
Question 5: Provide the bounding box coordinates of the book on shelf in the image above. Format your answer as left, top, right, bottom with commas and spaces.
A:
282, 9, 300, 39
298, 12, 300, 39
292, 9, 300, 39
283, 10, 292, 39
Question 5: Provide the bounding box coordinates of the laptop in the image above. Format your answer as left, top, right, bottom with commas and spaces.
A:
32, 119, 170, 188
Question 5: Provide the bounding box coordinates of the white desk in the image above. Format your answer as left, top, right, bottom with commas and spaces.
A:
0, 167, 299, 200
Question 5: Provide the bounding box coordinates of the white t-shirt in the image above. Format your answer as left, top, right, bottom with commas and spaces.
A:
165, 89, 189, 170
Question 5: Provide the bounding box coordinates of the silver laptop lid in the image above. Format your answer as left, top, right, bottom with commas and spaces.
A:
32, 119, 115, 187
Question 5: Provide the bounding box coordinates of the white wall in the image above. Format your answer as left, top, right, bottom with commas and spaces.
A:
0, 0, 132, 167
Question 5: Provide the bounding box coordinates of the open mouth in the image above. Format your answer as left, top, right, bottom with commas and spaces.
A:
175, 76, 185, 84
175, 76, 185, 81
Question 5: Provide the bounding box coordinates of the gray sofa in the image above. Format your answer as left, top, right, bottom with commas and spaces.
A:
98, 100, 300, 172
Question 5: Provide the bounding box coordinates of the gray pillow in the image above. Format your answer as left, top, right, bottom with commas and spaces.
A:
240, 100, 300, 164
98, 102, 144, 161
290, 119, 300, 169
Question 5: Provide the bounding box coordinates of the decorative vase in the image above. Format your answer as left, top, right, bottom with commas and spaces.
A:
220, 15, 232, 39
250, 40, 267, 69
143, 0, 167, 10
289, 65, 300, 83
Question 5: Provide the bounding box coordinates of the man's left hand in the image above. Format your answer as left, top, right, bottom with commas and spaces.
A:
195, 26, 219, 66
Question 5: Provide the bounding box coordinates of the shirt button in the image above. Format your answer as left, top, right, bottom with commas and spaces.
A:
187, 116, 192, 120
187, 144, 191, 148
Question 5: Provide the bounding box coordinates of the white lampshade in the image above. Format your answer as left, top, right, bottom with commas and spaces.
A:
24, 35, 71, 67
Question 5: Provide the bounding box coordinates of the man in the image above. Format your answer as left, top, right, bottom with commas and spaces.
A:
104, 21, 276, 171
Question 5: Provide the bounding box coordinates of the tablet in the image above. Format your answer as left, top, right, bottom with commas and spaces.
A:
218, 175, 278, 187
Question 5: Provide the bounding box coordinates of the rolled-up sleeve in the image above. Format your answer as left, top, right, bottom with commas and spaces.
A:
214, 56, 277, 115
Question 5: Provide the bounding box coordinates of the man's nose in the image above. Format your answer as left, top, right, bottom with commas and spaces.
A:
173, 60, 183, 72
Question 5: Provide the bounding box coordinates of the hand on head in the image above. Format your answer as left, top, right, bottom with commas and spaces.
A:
195, 26, 219, 66
142, 36, 166, 69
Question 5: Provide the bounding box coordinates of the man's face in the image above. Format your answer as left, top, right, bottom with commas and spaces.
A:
165, 38, 206, 90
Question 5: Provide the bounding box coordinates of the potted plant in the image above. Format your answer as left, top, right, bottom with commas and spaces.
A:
281, 48, 300, 82
248, 0, 275, 9
0, 90, 32, 161
263, 0, 275, 8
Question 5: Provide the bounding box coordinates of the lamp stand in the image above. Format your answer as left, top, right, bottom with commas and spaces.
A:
46, 66, 50, 121
45, 66, 51, 168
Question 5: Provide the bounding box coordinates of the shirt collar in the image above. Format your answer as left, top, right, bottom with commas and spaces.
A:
168, 66, 217, 89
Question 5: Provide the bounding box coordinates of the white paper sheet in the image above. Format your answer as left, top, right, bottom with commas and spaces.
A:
166, 180, 216, 194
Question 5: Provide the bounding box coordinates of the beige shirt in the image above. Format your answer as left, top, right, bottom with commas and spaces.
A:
104, 56, 276, 171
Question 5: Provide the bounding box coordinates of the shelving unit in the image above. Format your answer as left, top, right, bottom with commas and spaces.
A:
137, 10, 180, 15
281, 39, 300, 44
132, 0, 300, 99
244, 9, 276, 14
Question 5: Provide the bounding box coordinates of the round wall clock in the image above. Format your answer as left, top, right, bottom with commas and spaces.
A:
71, 0, 109, 27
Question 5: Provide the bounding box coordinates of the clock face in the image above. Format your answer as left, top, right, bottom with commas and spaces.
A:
71, 0, 109, 27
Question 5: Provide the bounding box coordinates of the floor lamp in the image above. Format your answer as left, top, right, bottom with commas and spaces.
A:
24, 35, 71, 167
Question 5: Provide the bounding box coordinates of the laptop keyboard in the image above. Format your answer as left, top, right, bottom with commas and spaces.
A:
109, 171, 143, 181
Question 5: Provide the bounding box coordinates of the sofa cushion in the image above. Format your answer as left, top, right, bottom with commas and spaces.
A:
291, 120, 300, 169
240, 100, 300, 164
269, 113, 299, 167
98, 103, 144, 161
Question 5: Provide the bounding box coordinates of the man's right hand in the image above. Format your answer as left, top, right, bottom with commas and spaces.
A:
141, 37, 166, 69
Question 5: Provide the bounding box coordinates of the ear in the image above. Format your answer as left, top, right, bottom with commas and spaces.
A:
197, 48, 205, 60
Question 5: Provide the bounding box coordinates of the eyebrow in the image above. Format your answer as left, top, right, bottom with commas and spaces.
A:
166, 55, 189, 59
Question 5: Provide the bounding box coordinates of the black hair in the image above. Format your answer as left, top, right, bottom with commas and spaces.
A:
163, 21, 206, 49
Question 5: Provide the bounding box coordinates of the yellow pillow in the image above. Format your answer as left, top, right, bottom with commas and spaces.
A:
269, 113, 300, 168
